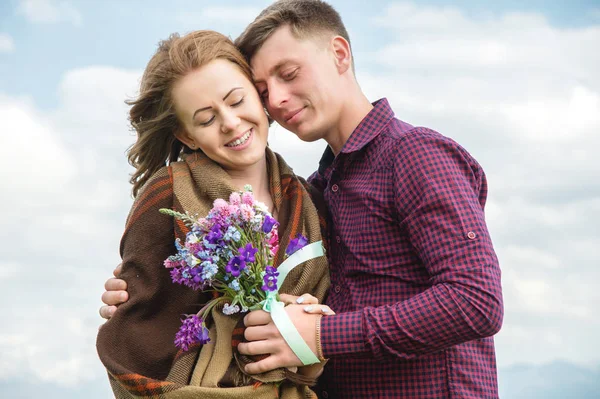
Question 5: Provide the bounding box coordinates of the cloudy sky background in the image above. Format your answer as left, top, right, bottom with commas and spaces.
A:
1, 0, 599, 397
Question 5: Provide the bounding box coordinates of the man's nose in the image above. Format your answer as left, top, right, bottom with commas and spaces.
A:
267, 82, 289, 110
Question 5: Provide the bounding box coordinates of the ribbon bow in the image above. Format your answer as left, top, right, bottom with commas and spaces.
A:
260, 241, 325, 365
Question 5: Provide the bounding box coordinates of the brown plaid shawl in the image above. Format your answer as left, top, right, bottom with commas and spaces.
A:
97, 148, 330, 398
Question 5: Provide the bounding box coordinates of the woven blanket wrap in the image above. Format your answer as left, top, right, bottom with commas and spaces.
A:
96, 148, 330, 398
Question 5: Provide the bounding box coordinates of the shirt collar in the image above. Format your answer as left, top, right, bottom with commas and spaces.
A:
318, 98, 394, 174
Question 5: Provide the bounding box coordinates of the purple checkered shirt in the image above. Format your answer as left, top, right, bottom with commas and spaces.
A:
308, 98, 503, 399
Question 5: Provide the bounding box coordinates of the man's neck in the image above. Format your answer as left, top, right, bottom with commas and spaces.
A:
325, 91, 373, 155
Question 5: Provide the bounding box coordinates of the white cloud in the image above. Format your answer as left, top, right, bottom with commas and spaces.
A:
0, 309, 104, 387
0, 95, 76, 200
201, 6, 264, 24
0, 34, 15, 53
367, 2, 600, 368
17, 0, 83, 26
0, 66, 141, 388
176, 6, 264, 31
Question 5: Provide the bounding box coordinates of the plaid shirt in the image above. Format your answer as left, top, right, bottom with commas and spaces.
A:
309, 99, 503, 399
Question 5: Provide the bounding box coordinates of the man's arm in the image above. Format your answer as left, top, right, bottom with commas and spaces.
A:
239, 130, 503, 371
319, 130, 503, 360
99, 264, 128, 320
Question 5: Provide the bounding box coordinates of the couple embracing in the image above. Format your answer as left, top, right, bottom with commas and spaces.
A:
97, 1, 503, 398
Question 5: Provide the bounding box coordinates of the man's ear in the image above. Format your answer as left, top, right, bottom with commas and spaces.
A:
331, 36, 352, 75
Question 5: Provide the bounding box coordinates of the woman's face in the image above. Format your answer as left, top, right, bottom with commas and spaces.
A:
172, 59, 269, 172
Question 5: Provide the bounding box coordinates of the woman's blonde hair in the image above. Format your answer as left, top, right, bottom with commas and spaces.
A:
127, 30, 253, 197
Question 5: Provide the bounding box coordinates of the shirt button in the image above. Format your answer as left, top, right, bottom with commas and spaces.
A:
322, 391, 329, 398
334, 285, 341, 293
331, 184, 339, 192
467, 231, 477, 239
335, 236, 341, 243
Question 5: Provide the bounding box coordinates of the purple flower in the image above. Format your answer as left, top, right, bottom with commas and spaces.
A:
174, 315, 210, 351
207, 223, 223, 244
262, 215, 278, 233
265, 266, 279, 277
262, 274, 278, 292
196, 325, 210, 344
285, 234, 308, 256
239, 243, 258, 263
225, 256, 246, 277
170, 267, 185, 285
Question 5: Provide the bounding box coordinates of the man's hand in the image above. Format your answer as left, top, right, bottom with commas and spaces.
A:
238, 304, 322, 374
99, 264, 129, 319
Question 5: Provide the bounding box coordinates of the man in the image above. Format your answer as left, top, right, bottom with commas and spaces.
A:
101, 1, 503, 398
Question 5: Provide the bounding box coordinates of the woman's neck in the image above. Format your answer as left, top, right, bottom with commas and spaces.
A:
225, 155, 274, 215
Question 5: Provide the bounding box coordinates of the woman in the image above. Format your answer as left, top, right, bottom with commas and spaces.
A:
96, 30, 331, 398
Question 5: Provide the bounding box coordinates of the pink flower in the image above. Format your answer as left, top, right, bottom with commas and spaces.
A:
229, 192, 241, 206
239, 204, 255, 222
213, 199, 228, 210
267, 229, 279, 256
227, 204, 240, 220
197, 218, 210, 231
241, 191, 254, 206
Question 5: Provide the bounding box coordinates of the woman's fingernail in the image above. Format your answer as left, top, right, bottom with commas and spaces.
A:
120, 292, 127, 301
321, 307, 330, 313
304, 306, 313, 312
296, 297, 305, 304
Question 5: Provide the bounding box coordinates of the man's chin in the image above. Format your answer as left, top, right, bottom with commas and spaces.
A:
290, 125, 323, 143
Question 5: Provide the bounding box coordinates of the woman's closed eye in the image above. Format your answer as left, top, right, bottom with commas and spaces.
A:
231, 97, 244, 107
198, 115, 215, 126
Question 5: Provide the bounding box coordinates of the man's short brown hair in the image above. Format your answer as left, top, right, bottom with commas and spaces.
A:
235, 0, 352, 66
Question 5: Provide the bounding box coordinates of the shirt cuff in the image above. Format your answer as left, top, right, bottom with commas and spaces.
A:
320, 310, 367, 358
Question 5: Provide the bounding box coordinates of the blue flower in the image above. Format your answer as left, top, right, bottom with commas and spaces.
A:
201, 262, 218, 281
223, 303, 241, 315
285, 234, 308, 256
228, 279, 241, 292
224, 226, 241, 242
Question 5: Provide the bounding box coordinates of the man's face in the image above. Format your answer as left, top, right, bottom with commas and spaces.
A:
251, 25, 343, 143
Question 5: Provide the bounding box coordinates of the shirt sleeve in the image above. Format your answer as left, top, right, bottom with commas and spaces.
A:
320, 129, 503, 360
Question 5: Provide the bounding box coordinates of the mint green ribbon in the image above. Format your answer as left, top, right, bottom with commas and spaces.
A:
261, 241, 325, 365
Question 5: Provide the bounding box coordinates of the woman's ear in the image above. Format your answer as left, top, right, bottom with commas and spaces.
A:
174, 129, 196, 150
331, 36, 352, 75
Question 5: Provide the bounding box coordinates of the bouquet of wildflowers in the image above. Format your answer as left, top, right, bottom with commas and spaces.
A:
159, 185, 308, 352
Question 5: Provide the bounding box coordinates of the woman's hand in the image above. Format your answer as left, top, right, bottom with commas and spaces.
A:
279, 293, 335, 315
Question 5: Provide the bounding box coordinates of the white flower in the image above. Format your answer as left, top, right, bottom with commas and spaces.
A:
223, 303, 241, 315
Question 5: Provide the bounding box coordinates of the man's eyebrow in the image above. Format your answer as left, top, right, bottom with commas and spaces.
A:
253, 61, 289, 84
192, 87, 244, 120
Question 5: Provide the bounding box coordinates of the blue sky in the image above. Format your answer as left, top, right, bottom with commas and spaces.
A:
1, 0, 599, 398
